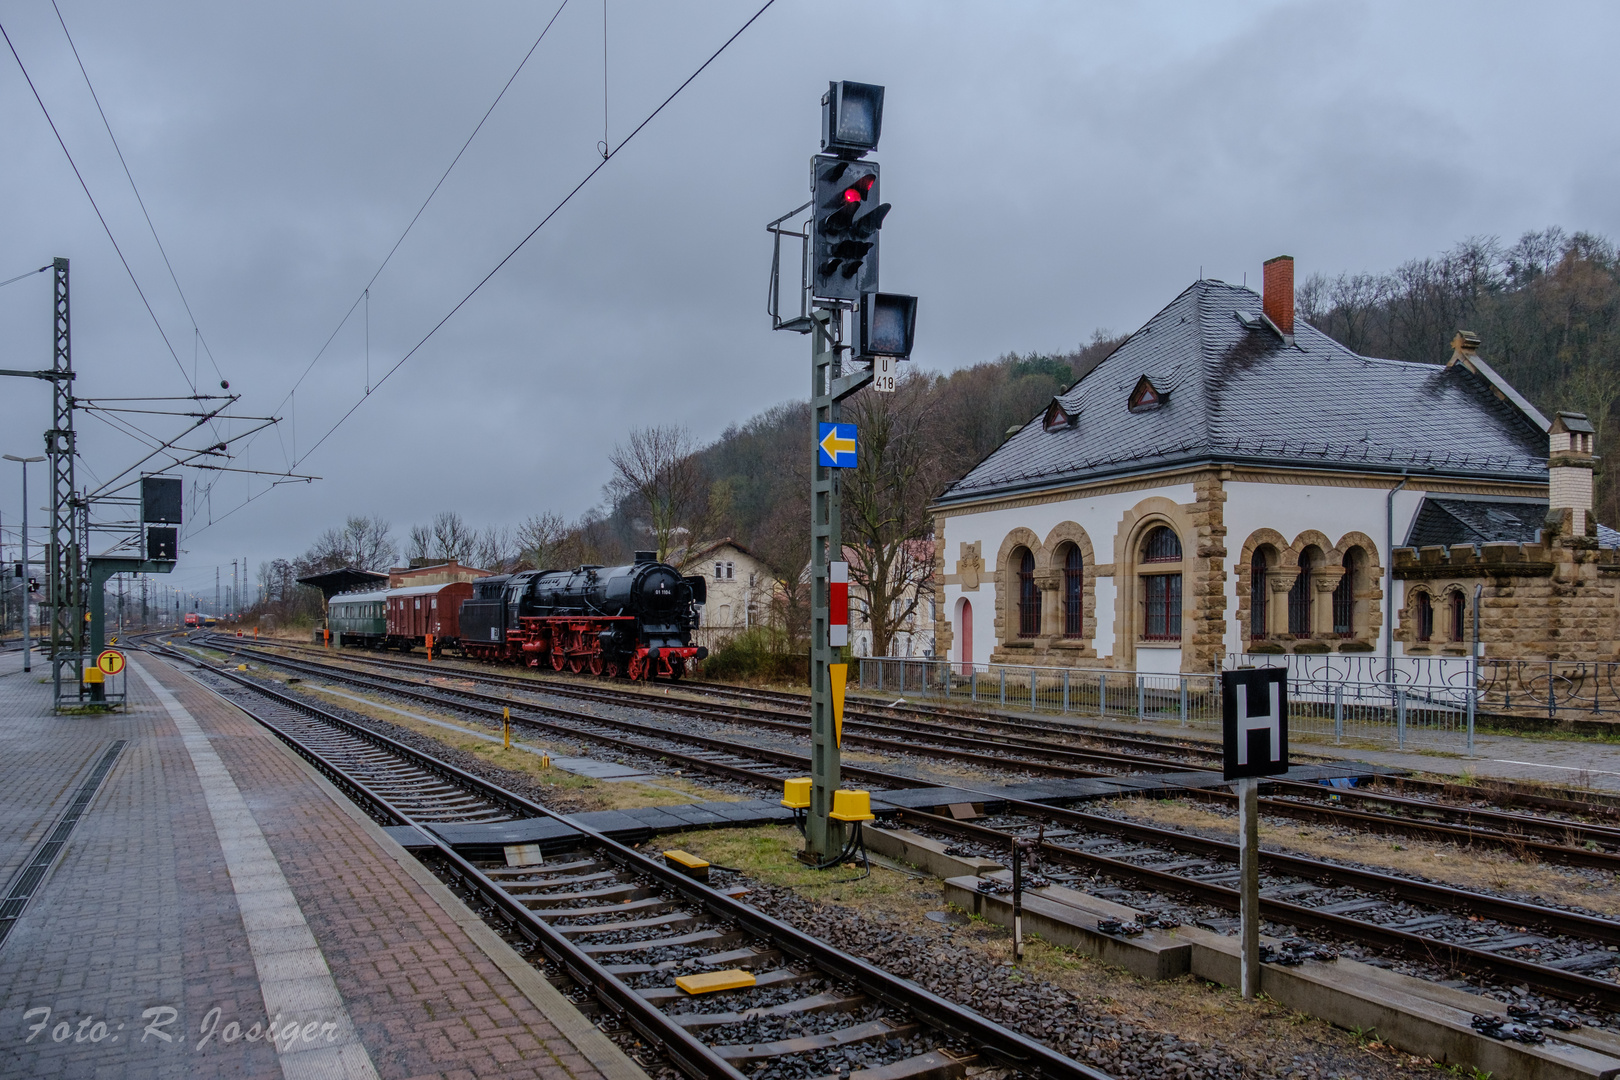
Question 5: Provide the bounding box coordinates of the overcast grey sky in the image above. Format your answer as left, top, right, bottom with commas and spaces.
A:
3, 0, 1618, 600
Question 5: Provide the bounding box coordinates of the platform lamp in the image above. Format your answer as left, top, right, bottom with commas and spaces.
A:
4, 454, 46, 673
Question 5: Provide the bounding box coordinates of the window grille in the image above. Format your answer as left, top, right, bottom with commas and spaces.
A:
1450, 591, 1466, 642
1017, 549, 1040, 638
1332, 551, 1357, 636
1142, 526, 1182, 562
1063, 545, 1083, 637
1287, 554, 1312, 636
1142, 573, 1181, 640
1250, 550, 1268, 639
1416, 592, 1433, 641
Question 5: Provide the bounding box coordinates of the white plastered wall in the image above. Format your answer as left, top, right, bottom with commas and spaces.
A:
1220, 480, 1426, 659
938, 482, 1195, 666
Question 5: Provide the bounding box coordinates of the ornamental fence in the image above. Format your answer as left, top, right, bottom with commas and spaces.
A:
852, 653, 1589, 751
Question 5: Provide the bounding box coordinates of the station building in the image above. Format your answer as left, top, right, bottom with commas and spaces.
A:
931, 256, 1620, 676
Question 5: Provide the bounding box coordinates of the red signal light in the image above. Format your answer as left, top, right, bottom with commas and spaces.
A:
842, 187, 862, 204
840, 175, 875, 204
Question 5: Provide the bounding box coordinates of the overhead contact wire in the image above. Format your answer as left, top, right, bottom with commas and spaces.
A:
0, 17, 198, 394
288, 0, 778, 471
272, 0, 572, 420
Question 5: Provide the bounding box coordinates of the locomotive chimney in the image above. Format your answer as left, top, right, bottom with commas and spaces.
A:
634, 550, 656, 564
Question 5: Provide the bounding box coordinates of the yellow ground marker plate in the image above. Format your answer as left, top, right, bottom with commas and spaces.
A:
675, 969, 756, 995
664, 849, 710, 880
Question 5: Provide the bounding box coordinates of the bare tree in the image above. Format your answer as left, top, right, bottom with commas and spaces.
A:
842, 375, 943, 658
515, 511, 569, 570
302, 514, 396, 573
406, 523, 433, 562
431, 511, 474, 562
607, 425, 708, 562
472, 524, 517, 573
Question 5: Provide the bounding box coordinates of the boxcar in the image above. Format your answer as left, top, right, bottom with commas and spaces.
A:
385, 581, 473, 650
328, 589, 388, 648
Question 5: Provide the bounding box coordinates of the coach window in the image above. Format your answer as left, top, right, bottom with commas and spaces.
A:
1140, 525, 1182, 642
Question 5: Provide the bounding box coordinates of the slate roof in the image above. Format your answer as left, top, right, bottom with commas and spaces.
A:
1406, 496, 1620, 549
937, 280, 1550, 506
1404, 498, 1549, 548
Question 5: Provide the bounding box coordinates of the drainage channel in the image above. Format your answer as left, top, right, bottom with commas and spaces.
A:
0, 740, 127, 947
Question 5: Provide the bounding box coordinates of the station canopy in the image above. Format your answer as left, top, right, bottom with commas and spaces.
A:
297, 566, 389, 602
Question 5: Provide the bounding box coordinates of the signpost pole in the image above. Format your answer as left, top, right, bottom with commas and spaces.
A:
807, 307, 846, 862
1237, 776, 1260, 999
1222, 668, 1288, 1003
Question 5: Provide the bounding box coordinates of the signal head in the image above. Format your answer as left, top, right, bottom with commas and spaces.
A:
820, 81, 884, 158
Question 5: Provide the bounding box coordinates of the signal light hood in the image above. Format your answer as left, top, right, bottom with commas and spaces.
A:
821, 81, 884, 158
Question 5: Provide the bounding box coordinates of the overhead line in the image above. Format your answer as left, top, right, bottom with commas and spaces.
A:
0, 17, 198, 394
0, 265, 50, 289
186, 0, 778, 539
271, 0, 572, 420
49, 0, 227, 386
289, 0, 778, 470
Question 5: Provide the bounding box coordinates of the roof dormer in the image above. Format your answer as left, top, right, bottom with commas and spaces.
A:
1043, 396, 1078, 432
1128, 375, 1165, 413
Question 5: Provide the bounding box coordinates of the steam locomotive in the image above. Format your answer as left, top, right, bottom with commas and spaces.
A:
458, 551, 708, 680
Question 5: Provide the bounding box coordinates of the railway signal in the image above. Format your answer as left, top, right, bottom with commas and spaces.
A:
767, 79, 918, 862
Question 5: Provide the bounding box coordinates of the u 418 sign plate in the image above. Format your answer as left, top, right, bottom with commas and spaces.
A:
871, 355, 896, 393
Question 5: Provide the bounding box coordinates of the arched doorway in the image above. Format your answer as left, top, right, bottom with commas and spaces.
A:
956, 597, 973, 675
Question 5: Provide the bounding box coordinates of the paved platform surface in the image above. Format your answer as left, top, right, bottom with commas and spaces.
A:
0, 647, 645, 1080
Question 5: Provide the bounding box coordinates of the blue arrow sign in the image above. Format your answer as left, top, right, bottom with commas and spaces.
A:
818, 423, 857, 468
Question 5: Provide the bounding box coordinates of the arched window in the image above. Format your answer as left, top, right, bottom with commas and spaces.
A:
1333, 549, 1360, 636
1288, 547, 1320, 637
1142, 526, 1182, 562
1063, 545, 1083, 637
1415, 592, 1434, 642
1450, 591, 1467, 643
1250, 548, 1271, 640
1139, 525, 1182, 642
1017, 549, 1040, 638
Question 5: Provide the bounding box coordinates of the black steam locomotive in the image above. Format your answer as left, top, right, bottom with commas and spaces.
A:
459, 551, 708, 680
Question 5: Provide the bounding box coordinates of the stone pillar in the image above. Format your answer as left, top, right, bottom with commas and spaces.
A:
1313, 565, 1346, 637
1267, 573, 1297, 638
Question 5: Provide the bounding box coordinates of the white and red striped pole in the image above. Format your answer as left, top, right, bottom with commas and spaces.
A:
829, 561, 849, 648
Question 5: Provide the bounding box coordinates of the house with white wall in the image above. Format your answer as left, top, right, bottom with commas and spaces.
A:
930, 256, 1604, 676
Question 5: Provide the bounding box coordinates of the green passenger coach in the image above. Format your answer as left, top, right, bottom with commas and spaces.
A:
327, 589, 388, 647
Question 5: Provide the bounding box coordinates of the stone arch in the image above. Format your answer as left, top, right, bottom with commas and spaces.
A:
1401, 583, 1438, 649
993, 527, 1043, 648
1330, 530, 1383, 649
1112, 497, 1198, 669
1236, 528, 1290, 647
1042, 522, 1098, 648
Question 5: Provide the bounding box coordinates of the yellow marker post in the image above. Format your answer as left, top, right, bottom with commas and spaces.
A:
503, 706, 511, 749
829, 662, 847, 748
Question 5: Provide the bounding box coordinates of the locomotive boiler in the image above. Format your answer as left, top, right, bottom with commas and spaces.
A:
459, 551, 708, 680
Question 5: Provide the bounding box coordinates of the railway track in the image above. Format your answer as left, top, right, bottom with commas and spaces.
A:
147, 642, 1107, 1080
207, 637, 1620, 868
178, 637, 1620, 1012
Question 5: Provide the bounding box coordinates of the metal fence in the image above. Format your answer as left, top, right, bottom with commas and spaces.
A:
855, 657, 1479, 750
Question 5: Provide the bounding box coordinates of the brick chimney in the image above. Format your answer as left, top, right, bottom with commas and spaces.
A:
1548, 412, 1597, 539
1262, 255, 1294, 337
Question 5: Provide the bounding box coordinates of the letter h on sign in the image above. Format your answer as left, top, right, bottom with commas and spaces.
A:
1221, 668, 1289, 780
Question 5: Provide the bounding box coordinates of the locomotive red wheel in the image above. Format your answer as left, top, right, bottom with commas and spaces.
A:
589, 655, 604, 676
628, 655, 646, 681
568, 655, 585, 674
604, 659, 621, 679
549, 651, 566, 671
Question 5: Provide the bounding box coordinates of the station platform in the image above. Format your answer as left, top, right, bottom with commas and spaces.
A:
0, 648, 646, 1080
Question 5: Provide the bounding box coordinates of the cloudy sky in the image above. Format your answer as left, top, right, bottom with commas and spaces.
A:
2, 0, 1617, 604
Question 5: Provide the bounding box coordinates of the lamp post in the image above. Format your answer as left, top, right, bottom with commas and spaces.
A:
4, 454, 46, 672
